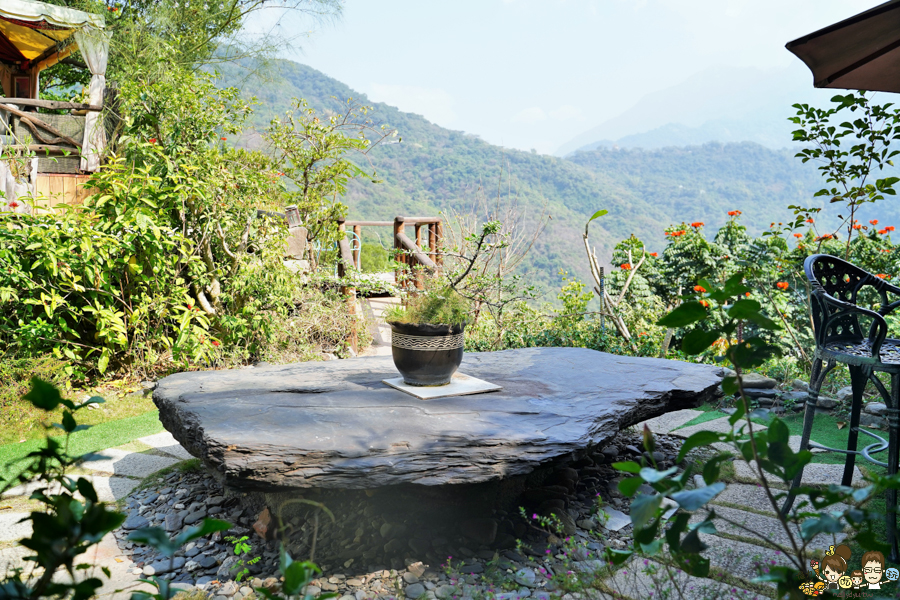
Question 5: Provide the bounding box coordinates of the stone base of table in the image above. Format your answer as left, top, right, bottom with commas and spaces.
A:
153, 347, 724, 491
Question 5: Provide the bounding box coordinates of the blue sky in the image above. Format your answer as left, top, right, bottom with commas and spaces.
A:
247, 0, 885, 154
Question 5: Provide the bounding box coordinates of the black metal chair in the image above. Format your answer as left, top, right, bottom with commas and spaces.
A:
781, 254, 900, 561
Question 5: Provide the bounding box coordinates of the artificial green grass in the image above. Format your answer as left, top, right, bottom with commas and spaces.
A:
0, 410, 164, 484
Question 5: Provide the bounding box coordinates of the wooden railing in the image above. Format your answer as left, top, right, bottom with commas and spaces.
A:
337, 216, 443, 290
258, 211, 445, 354
0, 98, 100, 152
337, 216, 443, 354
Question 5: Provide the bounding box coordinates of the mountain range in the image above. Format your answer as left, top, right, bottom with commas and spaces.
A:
213, 58, 898, 299
554, 63, 836, 155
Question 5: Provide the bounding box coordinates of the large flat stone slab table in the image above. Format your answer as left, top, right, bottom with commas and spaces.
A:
153, 347, 724, 490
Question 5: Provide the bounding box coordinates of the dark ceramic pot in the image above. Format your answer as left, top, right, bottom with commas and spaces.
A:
388, 321, 466, 386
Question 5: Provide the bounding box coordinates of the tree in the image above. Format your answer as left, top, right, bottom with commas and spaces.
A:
39, 0, 343, 100
791, 92, 900, 258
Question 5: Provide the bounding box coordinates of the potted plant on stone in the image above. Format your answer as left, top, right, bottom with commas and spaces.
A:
384, 220, 504, 386
384, 284, 471, 386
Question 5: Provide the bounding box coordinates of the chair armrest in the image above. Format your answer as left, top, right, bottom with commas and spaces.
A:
818, 289, 888, 358
874, 277, 900, 315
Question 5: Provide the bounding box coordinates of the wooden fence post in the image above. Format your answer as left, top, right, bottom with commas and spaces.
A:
394, 216, 406, 289
434, 219, 443, 267
414, 223, 424, 290
352, 224, 361, 269
337, 218, 358, 354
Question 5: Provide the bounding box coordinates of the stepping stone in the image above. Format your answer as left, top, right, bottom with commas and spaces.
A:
695, 531, 796, 586
138, 431, 193, 461
91, 476, 141, 502
671, 416, 767, 439
602, 558, 768, 600
711, 435, 828, 455
732, 459, 864, 487
636, 409, 703, 435
711, 483, 850, 516
789, 435, 827, 454
689, 504, 844, 552
0, 545, 31, 576
0, 512, 31, 542
80, 448, 177, 478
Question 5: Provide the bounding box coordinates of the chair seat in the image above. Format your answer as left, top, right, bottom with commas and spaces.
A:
824, 338, 900, 368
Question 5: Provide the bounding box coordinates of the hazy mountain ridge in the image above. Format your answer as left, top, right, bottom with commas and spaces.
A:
213, 58, 896, 299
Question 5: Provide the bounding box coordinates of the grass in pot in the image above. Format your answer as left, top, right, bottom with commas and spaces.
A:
384, 286, 470, 386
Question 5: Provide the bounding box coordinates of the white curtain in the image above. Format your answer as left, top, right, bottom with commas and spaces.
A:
74, 26, 110, 172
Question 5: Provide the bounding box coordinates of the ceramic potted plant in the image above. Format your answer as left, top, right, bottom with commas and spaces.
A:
384, 285, 470, 386
384, 220, 502, 386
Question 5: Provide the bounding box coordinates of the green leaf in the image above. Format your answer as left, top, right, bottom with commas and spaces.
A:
283, 561, 318, 596
62, 410, 77, 433
76, 477, 99, 503
174, 518, 232, 548
800, 514, 844, 540
671, 482, 725, 511
639, 466, 678, 483
721, 375, 739, 396
23, 377, 63, 411
657, 301, 708, 328
767, 418, 789, 445
677, 431, 723, 462
127, 527, 177, 557
604, 548, 633, 566
702, 455, 729, 485
612, 461, 641, 474
98, 348, 110, 374
618, 476, 643, 497
587, 209, 608, 223
727, 299, 762, 319
682, 329, 720, 355
630, 493, 662, 529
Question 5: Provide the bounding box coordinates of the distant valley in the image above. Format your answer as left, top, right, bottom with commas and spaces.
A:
214, 59, 900, 299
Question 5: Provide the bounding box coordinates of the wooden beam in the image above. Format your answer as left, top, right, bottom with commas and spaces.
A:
396, 232, 436, 269
0, 98, 101, 112
343, 220, 393, 227
0, 104, 82, 148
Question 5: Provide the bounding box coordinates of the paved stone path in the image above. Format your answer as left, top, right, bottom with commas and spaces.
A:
601, 409, 869, 600
360, 296, 399, 357
0, 404, 881, 600
0, 431, 190, 599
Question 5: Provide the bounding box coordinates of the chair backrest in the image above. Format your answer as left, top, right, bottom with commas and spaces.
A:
804, 254, 883, 347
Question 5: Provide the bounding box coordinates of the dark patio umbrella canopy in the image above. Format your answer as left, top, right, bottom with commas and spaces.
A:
787, 0, 900, 93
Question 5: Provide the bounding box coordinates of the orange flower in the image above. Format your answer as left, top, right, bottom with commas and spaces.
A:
148, 138, 157, 144
649, 252, 658, 257
745, 292, 751, 297
886, 226, 896, 232
212, 340, 220, 347
700, 300, 709, 308
694, 285, 706, 293
878, 229, 888, 234
876, 274, 890, 279
871, 220, 879, 225
806, 218, 815, 224
793, 233, 802, 238
727, 210, 742, 216
691, 222, 704, 228
621, 263, 632, 270
776, 282, 789, 290
853, 224, 862, 230
221, 137, 227, 141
